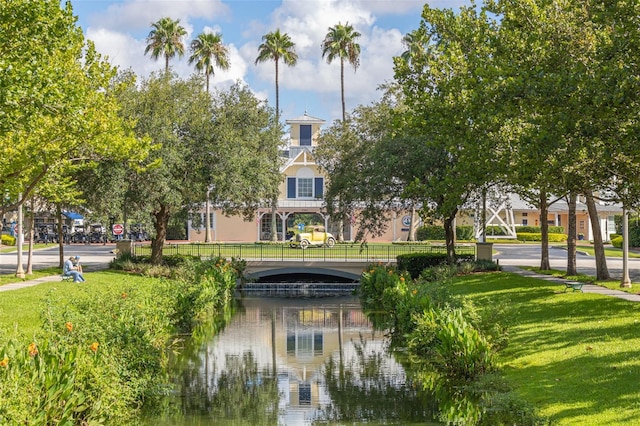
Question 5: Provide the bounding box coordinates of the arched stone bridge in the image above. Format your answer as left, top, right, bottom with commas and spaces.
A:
244, 260, 385, 282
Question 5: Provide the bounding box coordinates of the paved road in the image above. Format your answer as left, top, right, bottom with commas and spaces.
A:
0, 243, 117, 276
493, 244, 640, 281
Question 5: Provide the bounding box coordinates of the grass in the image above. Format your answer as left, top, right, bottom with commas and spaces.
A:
0, 267, 63, 286
521, 266, 640, 295
451, 272, 640, 425
0, 271, 153, 339
0, 243, 57, 253
554, 244, 640, 259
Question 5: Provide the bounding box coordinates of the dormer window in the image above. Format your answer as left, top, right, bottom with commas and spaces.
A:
287, 167, 324, 199
300, 125, 312, 146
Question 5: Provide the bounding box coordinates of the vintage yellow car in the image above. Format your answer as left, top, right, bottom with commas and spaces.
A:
289, 225, 336, 249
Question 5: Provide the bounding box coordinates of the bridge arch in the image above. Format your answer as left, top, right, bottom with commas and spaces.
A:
246, 267, 361, 282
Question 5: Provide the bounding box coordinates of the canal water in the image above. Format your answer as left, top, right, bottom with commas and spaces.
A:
144, 291, 443, 425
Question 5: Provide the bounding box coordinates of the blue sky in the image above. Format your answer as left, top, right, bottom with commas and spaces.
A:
69, 0, 469, 127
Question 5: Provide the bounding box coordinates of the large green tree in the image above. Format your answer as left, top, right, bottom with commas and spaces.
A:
0, 0, 147, 210
321, 22, 361, 123
116, 75, 282, 263
144, 17, 187, 72
255, 29, 297, 241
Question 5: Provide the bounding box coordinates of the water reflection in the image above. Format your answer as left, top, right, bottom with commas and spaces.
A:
146, 296, 441, 425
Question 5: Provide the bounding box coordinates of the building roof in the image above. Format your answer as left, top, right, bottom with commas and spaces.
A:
285, 112, 325, 125
508, 193, 623, 214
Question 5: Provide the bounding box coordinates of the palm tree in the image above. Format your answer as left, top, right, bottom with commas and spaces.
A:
255, 29, 298, 120
321, 22, 361, 122
189, 33, 229, 243
255, 29, 298, 242
401, 29, 429, 65
144, 17, 187, 72
189, 32, 230, 93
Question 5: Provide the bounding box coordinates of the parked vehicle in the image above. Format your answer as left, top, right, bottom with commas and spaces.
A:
289, 225, 336, 249
35, 223, 57, 244
129, 223, 149, 242
89, 224, 107, 244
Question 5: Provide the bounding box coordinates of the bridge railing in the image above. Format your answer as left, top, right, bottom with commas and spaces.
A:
132, 243, 476, 262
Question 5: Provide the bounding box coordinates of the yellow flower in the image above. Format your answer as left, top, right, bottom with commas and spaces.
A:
90, 342, 99, 353
412, 289, 418, 296
28, 343, 38, 357
0, 356, 8, 368
65, 322, 73, 332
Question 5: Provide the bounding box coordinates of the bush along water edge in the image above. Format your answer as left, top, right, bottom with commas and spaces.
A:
0, 255, 238, 424
359, 260, 549, 425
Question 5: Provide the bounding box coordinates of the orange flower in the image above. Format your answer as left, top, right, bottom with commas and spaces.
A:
90, 342, 99, 353
121, 292, 128, 299
0, 356, 8, 368
28, 343, 38, 357
400, 277, 405, 282
65, 322, 73, 332
412, 289, 418, 296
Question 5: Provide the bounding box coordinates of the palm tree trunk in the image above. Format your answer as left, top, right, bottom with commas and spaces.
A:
165, 55, 169, 72
206, 71, 210, 93
275, 59, 280, 118
340, 58, 346, 122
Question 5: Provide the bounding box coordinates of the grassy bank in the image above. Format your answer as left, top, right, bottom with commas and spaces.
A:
0, 258, 238, 424
451, 272, 640, 425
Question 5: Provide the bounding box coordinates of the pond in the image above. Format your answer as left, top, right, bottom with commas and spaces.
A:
143, 293, 443, 425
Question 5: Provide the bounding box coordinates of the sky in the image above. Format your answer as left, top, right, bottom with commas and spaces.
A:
68, 0, 470, 128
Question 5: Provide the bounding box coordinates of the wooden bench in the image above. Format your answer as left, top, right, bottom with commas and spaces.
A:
565, 282, 584, 292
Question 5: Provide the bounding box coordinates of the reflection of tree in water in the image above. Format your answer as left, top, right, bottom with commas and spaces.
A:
314, 335, 439, 424
178, 351, 280, 425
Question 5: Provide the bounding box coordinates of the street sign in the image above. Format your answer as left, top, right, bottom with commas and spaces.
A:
112, 223, 124, 236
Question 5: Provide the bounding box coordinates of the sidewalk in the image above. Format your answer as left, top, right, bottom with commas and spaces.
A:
501, 265, 640, 302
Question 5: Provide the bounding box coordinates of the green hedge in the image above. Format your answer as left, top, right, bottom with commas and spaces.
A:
397, 252, 476, 279
416, 225, 474, 241
1, 234, 16, 246
612, 236, 623, 248
516, 233, 568, 242
515, 225, 564, 234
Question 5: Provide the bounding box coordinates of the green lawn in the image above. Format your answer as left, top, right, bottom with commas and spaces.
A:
554, 244, 640, 259
0, 243, 58, 253
0, 267, 63, 286
451, 272, 640, 425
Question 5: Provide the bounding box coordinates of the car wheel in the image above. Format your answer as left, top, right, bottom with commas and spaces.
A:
326, 237, 336, 248
300, 240, 309, 249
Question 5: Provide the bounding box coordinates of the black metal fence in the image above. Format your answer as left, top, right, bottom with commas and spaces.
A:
132, 243, 476, 263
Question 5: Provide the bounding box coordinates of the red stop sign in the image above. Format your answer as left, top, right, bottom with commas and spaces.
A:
112, 224, 124, 236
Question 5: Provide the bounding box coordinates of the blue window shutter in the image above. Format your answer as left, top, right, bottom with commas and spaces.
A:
287, 177, 296, 198
314, 177, 323, 198
300, 125, 312, 146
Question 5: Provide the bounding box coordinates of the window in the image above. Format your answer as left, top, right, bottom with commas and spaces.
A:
287, 168, 323, 199
297, 178, 313, 198
522, 212, 528, 217
522, 219, 528, 225
300, 125, 312, 146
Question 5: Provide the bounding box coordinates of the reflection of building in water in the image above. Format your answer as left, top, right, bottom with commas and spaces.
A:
205, 297, 405, 425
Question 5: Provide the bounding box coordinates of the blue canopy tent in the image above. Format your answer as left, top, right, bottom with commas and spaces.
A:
62, 211, 83, 220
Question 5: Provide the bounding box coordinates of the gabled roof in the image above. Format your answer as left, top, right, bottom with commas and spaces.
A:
280, 148, 317, 173
285, 112, 325, 125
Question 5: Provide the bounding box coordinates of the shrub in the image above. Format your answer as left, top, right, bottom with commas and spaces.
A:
612, 236, 623, 248
516, 233, 567, 242
515, 225, 564, 234
398, 253, 476, 279
1, 234, 16, 246
416, 225, 475, 241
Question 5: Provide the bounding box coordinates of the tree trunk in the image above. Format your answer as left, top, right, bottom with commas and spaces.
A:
275, 59, 280, 119
567, 193, 577, 276
408, 205, 416, 242
205, 188, 211, 243
585, 190, 610, 280
271, 202, 278, 242
55, 204, 65, 269
444, 211, 458, 264
26, 198, 35, 275
151, 204, 170, 265
340, 58, 346, 122
540, 190, 550, 270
